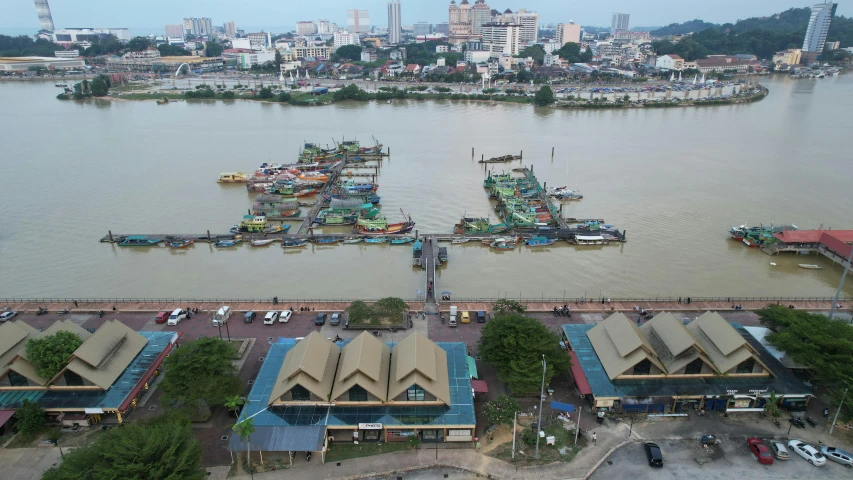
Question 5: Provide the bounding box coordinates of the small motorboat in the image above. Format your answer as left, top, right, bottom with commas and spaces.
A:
250, 239, 277, 247
494, 243, 516, 250
390, 237, 415, 245
168, 239, 194, 248
282, 239, 307, 248
452, 238, 470, 244
343, 238, 363, 244
525, 236, 557, 247
214, 239, 241, 248
314, 237, 340, 245
264, 225, 291, 234
798, 264, 822, 269
365, 237, 388, 244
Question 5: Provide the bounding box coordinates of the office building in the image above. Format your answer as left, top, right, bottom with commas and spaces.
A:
513, 9, 538, 44
224, 22, 236, 37
449, 0, 472, 35
165, 24, 184, 39
611, 12, 630, 33
471, 0, 491, 35
52, 28, 131, 46
388, 1, 402, 44
183, 17, 213, 36
413, 22, 432, 36
317, 20, 334, 34
802, 2, 837, 63
294, 46, 331, 59
334, 31, 360, 48
296, 21, 316, 35
33, 0, 55, 32
435, 22, 450, 34
481, 22, 520, 58
557, 22, 581, 46
347, 10, 370, 33
246, 32, 272, 49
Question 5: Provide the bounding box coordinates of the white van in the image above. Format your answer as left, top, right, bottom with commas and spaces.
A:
167, 308, 187, 326
449, 306, 458, 327
213, 306, 231, 326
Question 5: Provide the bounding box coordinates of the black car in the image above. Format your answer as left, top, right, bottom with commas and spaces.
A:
476, 311, 487, 323
244, 311, 256, 323
644, 442, 663, 467
330, 313, 341, 326
315, 312, 327, 325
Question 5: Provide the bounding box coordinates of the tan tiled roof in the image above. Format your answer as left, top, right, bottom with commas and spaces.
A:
686, 312, 768, 374
387, 332, 450, 405
0, 321, 39, 371
269, 332, 340, 404
587, 313, 665, 380
59, 320, 149, 390
9, 358, 48, 386
330, 332, 390, 401
640, 312, 716, 374
8, 320, 93, 386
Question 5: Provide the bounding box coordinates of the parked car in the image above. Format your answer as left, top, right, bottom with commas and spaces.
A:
279, 310, 292, 323
0, 310, 18, 322
644, 442, 663, 467
789, 440, 826, 466
330, 313, 341, 326
263, 311, 279, 325
461, 311, 470, 324
820, 446, 853, 467
244, 311, 257, 323
154, 311, 169, 324
769, 441, 789, 460
476, 311, 487, 323
167, 308, 187, 326
747, 438, 774, 465
315, 312, 327, 325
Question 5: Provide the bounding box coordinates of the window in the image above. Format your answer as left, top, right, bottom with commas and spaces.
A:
406, 385, 425, 401
684, 358, 704, 375
348, 385, 368, 402
63, 371, 84, 387
291, 385, 310, 401
632, 359, 651, 375
736, 358, 756, 374
7, 371, 28, 387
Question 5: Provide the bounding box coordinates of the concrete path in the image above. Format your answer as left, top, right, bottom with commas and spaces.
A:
0, 447, 64, 480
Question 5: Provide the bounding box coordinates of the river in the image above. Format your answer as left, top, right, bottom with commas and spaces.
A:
0, 75, 851, 300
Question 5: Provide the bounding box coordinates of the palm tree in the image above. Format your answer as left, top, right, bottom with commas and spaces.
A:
225, 395, 245, 418
233, 418, 256, 470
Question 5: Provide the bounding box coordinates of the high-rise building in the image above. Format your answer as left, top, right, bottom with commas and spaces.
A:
388, 1, 402, 44
513, 9, 538, 44
224, 21, 237, 37
481, 22, 520, 58
471, 0, 491, 35
165, 24, 183, 39
802, 2, 837, 63
413, 22, 432, 36
435, 22, 450, 34
611, 12, 630, 33
183, 17, 213, 36
347, 10, 370, 33
334, 31, 360, 48
296, 21, 316, 35
557, 22, 581, 46
449, 0, 473, 35
33, 0, 55, 32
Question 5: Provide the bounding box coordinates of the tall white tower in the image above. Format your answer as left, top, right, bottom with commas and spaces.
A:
34, 0, 55, 32
388, 1, 402, 44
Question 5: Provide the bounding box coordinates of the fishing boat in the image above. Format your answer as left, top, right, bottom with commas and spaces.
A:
729, 223, 797, 241
55, 83, 68, 88
573, 235, 608, 245
365, 237, 389, 244
798, 264, 822, 269
218, 172, 249, 183
314, 237, 340, 245
230, 215, 267, 233
293, 188, 317, 197
525, 236, 557, 247
452, 238, 471, 244
390, 237, 415, 245
343, 238, 363, 244
250, 239, 277, 247
494, 242, 516, 250
264, 225, 291, 234
355, 210, 415, 236
549, 187, 583, 200
168, 239, 194, 248
454, 216, 491, 234
488, 223, 511, 234
214, 239, 241, 248
282, 239, 308, 248
118, 235, 162, 247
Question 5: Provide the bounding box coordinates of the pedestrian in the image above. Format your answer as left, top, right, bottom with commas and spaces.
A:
637, 317, 641, 325
592, 432, 597, 445
678, 297, 681, 304
74, 300, 78, 307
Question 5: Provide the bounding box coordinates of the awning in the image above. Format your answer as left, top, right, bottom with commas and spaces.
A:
228, 425, 327, 452
466, 356, 479, 379
569, 351, 592, 396
550, 401, 575, 413
0, 410, 15, 427
471, 380, 489, 394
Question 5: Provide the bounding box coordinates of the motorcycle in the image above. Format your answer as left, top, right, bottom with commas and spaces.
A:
371, 330, 382, 337
773, 419, 781, 428
305, 451, 312, 461
58, 308, 69, 316
98, 310, 105, 318
36, 307, 48, 316
789, 416, 806, 428
806, 416, 817, 428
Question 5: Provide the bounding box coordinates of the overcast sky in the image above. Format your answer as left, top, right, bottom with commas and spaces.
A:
3, 0, 849, 33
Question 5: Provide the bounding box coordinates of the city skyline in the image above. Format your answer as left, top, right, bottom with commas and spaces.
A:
4, 0, 850, 33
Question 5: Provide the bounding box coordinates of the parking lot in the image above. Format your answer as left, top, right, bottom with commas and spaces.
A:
592, 438, 853, 480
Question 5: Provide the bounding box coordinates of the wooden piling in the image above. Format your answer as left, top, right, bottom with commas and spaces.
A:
551, 147, 554, 158
482, 154, 484, 161
472, 147, 474, 158
520, 150, 523, 159
207, 230, 211, 241
108, 230, 113, 242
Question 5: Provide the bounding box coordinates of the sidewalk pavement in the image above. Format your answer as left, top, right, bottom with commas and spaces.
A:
1, 447, 64, 480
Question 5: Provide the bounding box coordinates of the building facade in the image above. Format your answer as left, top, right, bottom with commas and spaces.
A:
105, 55, 222, 73
333, 31, 360, 48
0, 56, 86, 71
695, 55, 759, 73
513, 9, 539, 44
33, 0, 55, 32
471, 0, 491, 35
296, 21, 316, 35
52, 28, 131, 46
183, 17, 213, 36
224, 21, 237, 37
388, 1, 402, 44
464, 49, 490, 63
655, 54, 684, 71
53, 49, 80, 58
802, 2, 837, 63
772, 49, 802, 68
295, 46, 332, 59
347, 10, 370, 34
449, 0, 473, 35
246, 32, 272, 49
611, 12, 630, 33
557, 22, 581, 46
482, 22, 520, 58
165, 24, 184, 39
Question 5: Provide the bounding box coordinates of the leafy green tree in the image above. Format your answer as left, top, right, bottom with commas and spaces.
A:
158, 44, 190, 56
256, 86, 274, 99
516, 70, 533, 83
332, 84, 369, 101
159, 337, 242, 418
91, 76, 109, 96
205, 41, 223, 57
483, 395, 521, 425
221, 90, 235, 99
41, 414, 205, 480
518, 44, 545, 66
0, 35, 66, 57
26, 331, 82, 379
479, 314, 570, 393
492, 299, 527, 316
554, 42, 591, 63
233, 418, 256, 467
224, 395, 245, 418
534, 86, 555, 106
334, 45, 362, 61
372, 297, 409, 317
274, 50, 282, 71
758, 305, 853, 420
126, 36, 151, 52
14, 399, 44, 440
277, 91, 291, 102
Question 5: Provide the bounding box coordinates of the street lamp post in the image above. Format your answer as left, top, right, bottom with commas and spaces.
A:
534, 355, 546, 459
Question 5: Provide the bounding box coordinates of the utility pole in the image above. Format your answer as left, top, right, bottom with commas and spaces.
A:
574, 406, 582, 445
534, 355, 546, 459
829, 246, 853, 321
511, 410, 517, 459
829, 387, 848, 435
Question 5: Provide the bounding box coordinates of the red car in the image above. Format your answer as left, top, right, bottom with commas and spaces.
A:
155, 311, 169, 324
748, 438, 774, 465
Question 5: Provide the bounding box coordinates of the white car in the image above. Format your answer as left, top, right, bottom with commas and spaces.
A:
167, 308, 187, 326
279, 310, 292, 323
788, 440, 826, 466
0, 311, 17, 322
263, 311, 279, 325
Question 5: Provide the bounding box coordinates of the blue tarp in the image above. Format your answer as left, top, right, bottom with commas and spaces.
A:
550, 401, 575, 413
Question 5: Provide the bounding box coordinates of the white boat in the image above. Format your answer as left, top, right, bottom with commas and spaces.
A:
451, 238, 470, 244
343, 238, 363, 244
250, 239, 277, 246
798, 264, 822, 269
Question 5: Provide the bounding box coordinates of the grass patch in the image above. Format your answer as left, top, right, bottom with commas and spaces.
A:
489, 422, 584, 464
324, 442, 412, 462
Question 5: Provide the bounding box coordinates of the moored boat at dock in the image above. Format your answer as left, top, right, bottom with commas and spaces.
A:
355, 210, 415, 236
230, 215, 267, 233
343, 238, 363, 244
390, 236, 415, 244
282, 239, 308, 248
118, 235, 162, 247
525, 236, 557, 247
167, 238, 194, 248
250, 239, 277, 246
365, 237, 389, 244
729, 223, 797, 241
218, 172, 249, 183
798, 264, 822, 269
214, 239, 241, 248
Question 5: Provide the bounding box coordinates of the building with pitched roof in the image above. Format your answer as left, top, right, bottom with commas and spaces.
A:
586, 313, 665, 380
639, 312, 716, 376
0, 319, 177, 428
685, 312, 770, 376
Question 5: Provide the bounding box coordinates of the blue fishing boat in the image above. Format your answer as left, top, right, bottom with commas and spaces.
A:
390, 237, 415, 245
314, 237, 340, 244
364, 237, 388, 244
525, 236, 557, 247
214, 239, 241, 248
118, 235, 162, 247
282, 239, 308, 248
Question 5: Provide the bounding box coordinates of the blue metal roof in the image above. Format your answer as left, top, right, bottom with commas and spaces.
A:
229, 338, 475, 451
229, 425, 326, 452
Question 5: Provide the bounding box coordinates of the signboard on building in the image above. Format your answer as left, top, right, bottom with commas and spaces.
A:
358, 423, 383, 430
